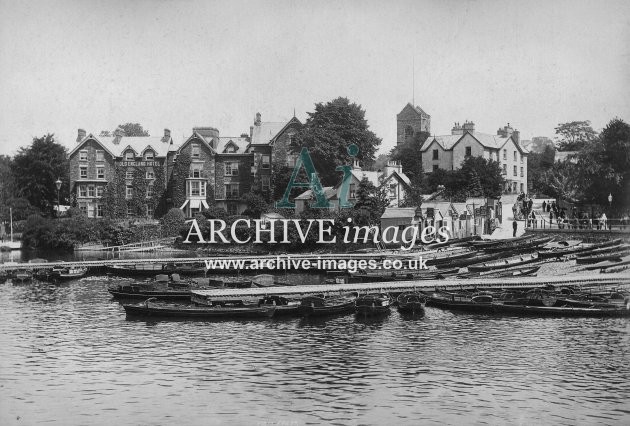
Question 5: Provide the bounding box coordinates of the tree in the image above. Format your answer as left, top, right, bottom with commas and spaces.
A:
162, 208, 185, 237
241, 192, 270, 218
528, 145, 556, 194
11, 134, 69, 216
459, 156, 504, 199
99, 130, 111, 137
353, 177, 389, 225
296, 97, 382, 186
554, 121, 597, 151
117, 123, 149, 137
390, 131, 429, 185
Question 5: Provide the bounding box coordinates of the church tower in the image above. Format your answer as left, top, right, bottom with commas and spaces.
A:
396, 103, 431, 146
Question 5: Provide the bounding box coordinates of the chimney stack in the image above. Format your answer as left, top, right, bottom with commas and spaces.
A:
250, 125, 254, 139
162, 128, 171, 143
113, 127, 125, 145
462, 120, 475, 134
77, 128, 86, 142
254, 112, 261, 126
513, 129, 520, 144
451, 122, 463, 135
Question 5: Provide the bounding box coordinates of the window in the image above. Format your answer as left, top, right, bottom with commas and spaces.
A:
192, 143, 200, 158
502, 164, 507, 174
404, 126, 414, 140
225, 161, 239, 176
79, 203, 87, 214
125, 151, 134, 161
388, 183, 397, 199
126, 185, 133, 199
262, 175, 270, 191
433, 165, 439, 172
190, 181, 200, 196
80, 166, 87, 179
225, 183, 239, 198
287, 154, 298, 168
521, 155, 524, 164
147, 204, 154, 217
200, 181, 206, 197
88, 186, 95, 197
144, 150, 154, 160
79, 185, 87, 197
96, 186, 104, 197
513, 165, 517, 176
190, 166, 202, 178
503, 149, 507, 160
227, 203, 238, 216
79, 150, 88, 161
127, 205, 133, 216
87, 204, 94, 217
289, 133, 297, 146
126, 169, 134, 180
97, 167, 105, 179
261, 155, 270, 169
465, 146, 472, 157
520, 167, 524, 177
146, 169, 155, 179
349, 184, 356, 199
147, 183, 154, 198
96, 204, 103, 218
96, 150, 104, 162
514, 151, 517, 162
520, 183, 524, 193
433, 149, 439, 160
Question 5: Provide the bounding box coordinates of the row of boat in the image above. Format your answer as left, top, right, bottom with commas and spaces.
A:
122, 292, 425, 319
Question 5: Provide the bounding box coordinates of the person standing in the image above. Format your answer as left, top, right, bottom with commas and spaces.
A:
512, 219, 518, 237
542, 201, 547, 213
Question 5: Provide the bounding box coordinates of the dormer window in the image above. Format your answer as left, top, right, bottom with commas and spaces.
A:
224, 141, 238, 153
125, 151, 135, 161
144, 150, 154, 161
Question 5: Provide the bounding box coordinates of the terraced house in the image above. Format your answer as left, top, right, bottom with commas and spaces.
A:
68, 113, 302, 218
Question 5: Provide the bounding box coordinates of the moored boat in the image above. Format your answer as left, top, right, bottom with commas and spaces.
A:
298, 295, 356, 317
396, 292, 426, 315
54, 266, 89, 280
467, 253, 539, 273
123, 298, 276, 319
355, 293, 391, 316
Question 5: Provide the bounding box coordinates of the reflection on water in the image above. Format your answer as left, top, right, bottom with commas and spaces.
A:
1, 277, 630, 425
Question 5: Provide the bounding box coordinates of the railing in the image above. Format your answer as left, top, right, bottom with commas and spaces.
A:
524, 216, 630, 231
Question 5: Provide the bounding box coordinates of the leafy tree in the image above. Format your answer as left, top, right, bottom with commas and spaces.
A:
99, 130, 112, 137
162, 208, 185, 237
536, 160, 583, 202
353, 177, 389, 225
117, 123, 149, 137
390, 131, 430, 184
296, 97, 381, 185
459, 156, 504, 199
554, 121, 597, 151
241, 192, 270, 218
11, 134, 69, 216
528, 145, 556, 193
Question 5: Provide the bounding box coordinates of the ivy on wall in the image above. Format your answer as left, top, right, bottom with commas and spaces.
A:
102, 165, 127, 219
167, 152, 191, 211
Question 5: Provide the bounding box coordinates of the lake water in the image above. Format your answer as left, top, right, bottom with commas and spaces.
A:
1, 274, 629, 426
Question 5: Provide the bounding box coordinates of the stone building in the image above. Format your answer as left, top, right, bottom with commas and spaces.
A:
420, 122, 528, 194
68, 128, 177, 218
396, 103, 431, 146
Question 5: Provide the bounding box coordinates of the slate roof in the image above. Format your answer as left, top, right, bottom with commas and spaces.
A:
217, 137, 250, 154
381, 207, 417, 219
70, 135, 177, 158
250, 122, 288, 145
294, 186, 337, 200
420, 131, 529, 153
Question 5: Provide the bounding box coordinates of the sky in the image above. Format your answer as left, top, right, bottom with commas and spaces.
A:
0, 0, 629, 156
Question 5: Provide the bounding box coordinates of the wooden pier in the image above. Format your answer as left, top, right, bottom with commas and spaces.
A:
192, 274, 630, 300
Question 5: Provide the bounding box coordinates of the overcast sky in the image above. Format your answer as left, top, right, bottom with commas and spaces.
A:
0, 0, 628, 156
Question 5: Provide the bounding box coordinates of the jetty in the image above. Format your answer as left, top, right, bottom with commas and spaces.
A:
192, 274, 630, 300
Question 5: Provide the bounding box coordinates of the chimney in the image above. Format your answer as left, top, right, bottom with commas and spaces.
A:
250, 125, 254, 139
384, 160, 402, 177
113, 127, 125, 145
462, 120, 475, 134
77, 128, 86, 142
162, 128, 171, 143
255, 112, 261, 126
352, 159, 361, 171
513, 129, 520, 144
451, 122, 463, 135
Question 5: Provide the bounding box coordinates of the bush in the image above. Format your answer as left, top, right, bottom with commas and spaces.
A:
163, 208, 185, 237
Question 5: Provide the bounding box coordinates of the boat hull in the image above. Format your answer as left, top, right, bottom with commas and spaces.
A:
123, 303, 275, 319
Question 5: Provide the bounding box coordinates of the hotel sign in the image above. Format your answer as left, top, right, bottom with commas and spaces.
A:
117, 161, 160, 167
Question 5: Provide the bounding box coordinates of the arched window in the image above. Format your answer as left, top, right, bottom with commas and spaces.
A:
404, 126, 414, 140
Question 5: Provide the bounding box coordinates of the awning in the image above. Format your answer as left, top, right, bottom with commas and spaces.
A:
179, 200, 189, 210
190, 199, 201, 209
201, 200, 209, 209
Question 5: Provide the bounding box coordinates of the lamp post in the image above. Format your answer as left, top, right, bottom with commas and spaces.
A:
55, 178, 62, 218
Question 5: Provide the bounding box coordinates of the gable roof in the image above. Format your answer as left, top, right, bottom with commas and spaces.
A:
70, 134, 177, 158
250, 117, 301, 146
178, 132, 216, 154
217, 137, 249, 154
420, 131, 523, 152
381, 207, 417, 220
294, 186, 337, 200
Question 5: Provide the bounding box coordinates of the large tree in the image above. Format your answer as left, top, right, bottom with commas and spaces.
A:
554, 121, 597, 151
459, 156, 504, 199
118, 122, 149, 137
296, 97, 381, 186
353, 177, 389, 225
11, 134, 69, 216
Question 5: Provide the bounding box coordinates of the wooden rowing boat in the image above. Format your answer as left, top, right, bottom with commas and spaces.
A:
123, 298, 276, 319
467, 253, 539, 273
298, 295, 356, 317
